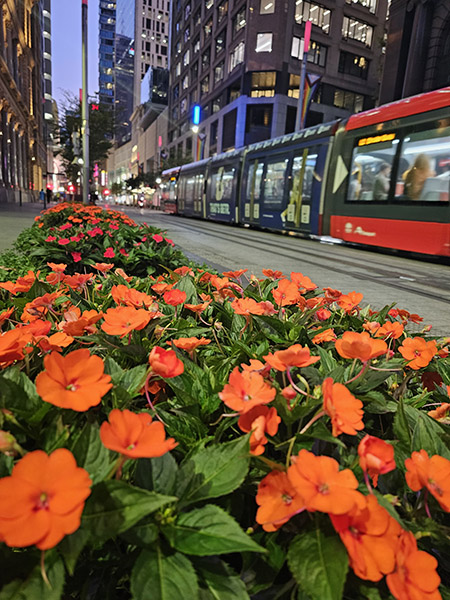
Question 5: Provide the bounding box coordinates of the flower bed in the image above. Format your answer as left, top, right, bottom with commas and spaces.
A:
0, 205, 449, 599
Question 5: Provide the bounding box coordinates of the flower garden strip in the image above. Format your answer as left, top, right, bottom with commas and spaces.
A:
0, 203, 449, 599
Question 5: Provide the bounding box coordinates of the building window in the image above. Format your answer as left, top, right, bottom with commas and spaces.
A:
183, 49, 190, 66
251, 71, 276, 97
201, 75, 210, 97
180, 98, 188, 114
215, 29, 226, 56
233, 8, 246, 38
204, 17, 213, 38
184, 2, 191, 20
205, 0, 213, 9
214, 61, 224, 83
345, 0, 377, 13
229, 42, 245, 72
191, 61, 198, 80
184, 26, 190, 43
182, 74, 189, 89
190, 88, 198, 104
342, 17, 373, 46
256, 33, 273, 53
333, 88, 364, 112
202, 47, 210, 70
193, 36, 200, 53
260, 0, 275, 13
291, 37, 327, 66
212, 96, 222, 113
338, 51, 369, 78
194, 8, 201, 26
176, 61, 181, 76
176, 40, 182, 54
295, 1, 330, 33
218, 0, 228, 23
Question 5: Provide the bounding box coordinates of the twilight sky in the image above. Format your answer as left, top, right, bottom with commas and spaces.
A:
52, 0, 100, 108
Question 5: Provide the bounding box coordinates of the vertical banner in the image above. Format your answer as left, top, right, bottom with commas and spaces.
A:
196, 134, 206, 161
301, 73, 322, 128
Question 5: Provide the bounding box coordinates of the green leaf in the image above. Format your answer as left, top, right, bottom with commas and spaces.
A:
176, 436, 250, 506
0, 552, 65, 600
117, 364, 148, 397
135, 453, 179, 495
58, 529, 90, 576
175, 275, 198, 303
82, 480, 177, 540
393, 398, 412, 450
120, 521, 158, 549
71, 422, 111, 484
131, 547, 198, 600
287, 526, 348, 600
196, 558, 250, 600
315, 345, 338, 373
411, 414, 450, 459
0, 369, 50, 424
163, 504, 265, 556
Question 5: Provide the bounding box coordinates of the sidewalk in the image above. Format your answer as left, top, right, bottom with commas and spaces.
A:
0, 202, 46, 252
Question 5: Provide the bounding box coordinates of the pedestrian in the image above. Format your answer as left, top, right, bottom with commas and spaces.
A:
39, 189, 45, 203
46, 187, 53, 203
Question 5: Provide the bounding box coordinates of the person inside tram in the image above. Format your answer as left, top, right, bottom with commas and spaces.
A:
348, 165, 362, 200
402, 153, 436, 201
373, 163, 391, 200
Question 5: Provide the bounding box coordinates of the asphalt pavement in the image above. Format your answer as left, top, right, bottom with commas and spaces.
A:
0, 201, 46, 252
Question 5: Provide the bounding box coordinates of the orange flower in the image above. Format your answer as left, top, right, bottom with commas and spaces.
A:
386, 530, 441, 600
222, 268, 248, 279
363, 321, 381, 334
428, 403, 450, 422
398, 337, 437, 370
163, 289, 187, 306
38, 331, 74, 353
330, 495, 402, 582
288, 449, 365, 515
0, 307, 14, 328
337, 291, 363, 312
262, 269, 284, 279
0, 329, 27, 368
170, 337, 211, 352
101, 306, 152, 338
0, 449, 91, 549
335, 331, 388, 362
358, 435, 396, 486
64, 273, 95, 291
100, 409, 177, 458
374, 321, 404, 340
290, 272, 317, 293
111, 284, 156, 309
47, 262, 67, 273
218, 366, 276, 414
238, 405, 281, 455
149, 346, 184, 378
263, 344, 320, 371
35, 348, 112, 411
93, 262, 114, 273
312, 328, 336, 344
255, 470, 305, 532
405, 449, 450, 511
184, 299, 211, 314
0, 270, 36, 295
60, 307, 103, 336
272, 279, 301, 306
230, 297, 265, 316
322, 378, 364, 437
115, 268, 132, 282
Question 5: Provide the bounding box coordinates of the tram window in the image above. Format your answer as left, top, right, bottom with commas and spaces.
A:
211, 166, 235, 203
263, 158, 289, 209
397, 126, 450, 202
245, 161, 264, 202
185, 176, 195, 204
347, 136, 397, 202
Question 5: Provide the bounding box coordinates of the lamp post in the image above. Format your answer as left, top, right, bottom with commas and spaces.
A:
295, 20, 311, 132
81, 0, 89, 204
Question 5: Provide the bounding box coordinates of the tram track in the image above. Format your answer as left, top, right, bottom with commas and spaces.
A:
153, 215, 450, 305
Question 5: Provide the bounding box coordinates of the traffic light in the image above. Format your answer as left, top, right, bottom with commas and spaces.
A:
91, 103, 99, 111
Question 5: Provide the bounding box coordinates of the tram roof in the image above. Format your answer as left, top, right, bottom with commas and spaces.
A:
346, 86, 450, 131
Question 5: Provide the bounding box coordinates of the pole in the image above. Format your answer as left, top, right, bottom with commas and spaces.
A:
295, 20, 311, 132
81, 0, 89, 204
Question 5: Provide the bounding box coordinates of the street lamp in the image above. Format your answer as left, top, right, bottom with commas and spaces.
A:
192, 105, 201, 161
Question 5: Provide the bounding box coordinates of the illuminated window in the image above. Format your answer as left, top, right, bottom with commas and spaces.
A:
291, 37, 327, 66
342, 17, 373, 46
229, 42, 245, 72
193, 37, 200, 53
295, 1, 331, 34
204, 17, 212, 37
338, 51, 369, 79
250, 71, 275, 97
182, 74, 189, 89
218, 0, 228, 23
214, 61, 224, 83
201, 75, 210, 97
333, 88, 364, 113
183, 49, 190, 66
215, 29, 226, 55
345, 0, 377, 13
233, 8, 246, 38
201, 47, 210, 70
256, 32, 273, 53
180, 98, 187, 114
260, 0, 275, 14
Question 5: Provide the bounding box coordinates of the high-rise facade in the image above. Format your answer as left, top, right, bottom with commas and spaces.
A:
379, 0, 450, 103
99, 0, 116, 106
0, 0, 46, 201
167, 0, 388, 158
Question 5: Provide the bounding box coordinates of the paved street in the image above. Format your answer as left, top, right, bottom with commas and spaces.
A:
0, 202, 46, 253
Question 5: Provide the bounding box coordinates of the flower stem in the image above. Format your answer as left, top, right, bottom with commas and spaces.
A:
299, 410, 325, 435
345, 361, 369, 385
144, 372, 165, 424
286, 368, 309, 398
40, 551, 51, 588
363, 471, 373, 494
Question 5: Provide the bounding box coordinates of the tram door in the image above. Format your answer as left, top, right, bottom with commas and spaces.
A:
243, 160, 264, 225
282, 147, 319, 234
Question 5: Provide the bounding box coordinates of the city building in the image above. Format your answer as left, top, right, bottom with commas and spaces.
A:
42, 0, 57, 193
379, 0, 450, 103
99, 0, 116, 107
0, 0, 47, 202
167, 0, 389, 158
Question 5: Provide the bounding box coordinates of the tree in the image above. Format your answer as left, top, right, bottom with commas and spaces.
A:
57, 92, 115, 184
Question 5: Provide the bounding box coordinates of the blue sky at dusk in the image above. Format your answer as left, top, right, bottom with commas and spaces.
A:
52, 0, 100, 107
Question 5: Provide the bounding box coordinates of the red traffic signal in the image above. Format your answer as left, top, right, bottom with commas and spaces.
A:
91, 104, 99, 111
103, 189, 110, 196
